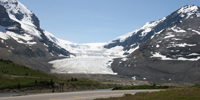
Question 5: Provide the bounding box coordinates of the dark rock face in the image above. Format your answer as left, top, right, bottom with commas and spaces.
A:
0, 5, 18, 26
111, 17, 200, 84
0, 5, 9, 19
31, 13, 40, 28
0, 5, 23, 34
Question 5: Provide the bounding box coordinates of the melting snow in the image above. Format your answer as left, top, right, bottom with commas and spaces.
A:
45, 48, 48, 52
167, 43, 196, 48
127, 46, 139, 54
43, 43, 49, 47
188, 53, 200, 56
121, 58, 128, 61
50, 52, 54, 56
107, 59, 114, 66
164, 35, 175, 39
156, 44, 160, 48
171, 26, 186, 33
187, 28, 192, 30
151, 29, 164, 39
1, 39, 4, 43
151, 52, 173, 60
174, 43, 196, 47
132, 76, 136, 80
151, 52, 200, 61
192, 30, 200, 35
172, 38, 182, 41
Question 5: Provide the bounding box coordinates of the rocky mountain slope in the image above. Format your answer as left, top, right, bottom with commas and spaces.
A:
111, 10, 200, 84
104, 5, 200, 57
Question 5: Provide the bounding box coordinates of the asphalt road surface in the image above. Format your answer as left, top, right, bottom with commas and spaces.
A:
0, 90, 161, 100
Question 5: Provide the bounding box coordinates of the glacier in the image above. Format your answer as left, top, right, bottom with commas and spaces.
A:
48, 41, 122, 74
49, 57, 117, 75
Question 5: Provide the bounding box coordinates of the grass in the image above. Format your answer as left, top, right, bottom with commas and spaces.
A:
123, 93, 132, 97
0, 59, 59, 90
0, 59, 56, 79
95, 86, 200, 100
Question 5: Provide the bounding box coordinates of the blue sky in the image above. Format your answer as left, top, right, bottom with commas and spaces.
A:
18, 0, 200, 44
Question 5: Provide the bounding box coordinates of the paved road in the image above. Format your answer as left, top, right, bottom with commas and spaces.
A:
0, 90, 161, 100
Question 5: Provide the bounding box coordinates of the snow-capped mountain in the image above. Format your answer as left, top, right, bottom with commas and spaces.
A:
111, 6, 200, 83
104, 5, 200, 57
0, 0, 71, 72
0, 0, 40, 37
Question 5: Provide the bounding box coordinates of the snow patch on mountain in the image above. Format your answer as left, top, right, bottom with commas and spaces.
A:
192, 30, 200, 34
0, 25, 37, 45
164, 32, 175, 39
151, 52, 200, 61
171, 26, 186, 33
166, 43, 196, 48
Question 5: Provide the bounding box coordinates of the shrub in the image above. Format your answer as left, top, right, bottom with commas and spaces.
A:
123, 93, 132, 97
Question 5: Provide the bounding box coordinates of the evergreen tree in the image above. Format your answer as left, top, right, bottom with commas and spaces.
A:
35, 80, 37, 84
74, 78, 78, 81
50, 78, 54, 88
71, 78, 74, 81
18, 83, 21, 90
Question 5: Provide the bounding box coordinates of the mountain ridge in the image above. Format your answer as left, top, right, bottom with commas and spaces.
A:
104, 5, 200, 57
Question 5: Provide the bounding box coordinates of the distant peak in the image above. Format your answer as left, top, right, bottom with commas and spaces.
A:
177, 5, 200, 13
175, 5, 200, 19
0, 0, 18, 4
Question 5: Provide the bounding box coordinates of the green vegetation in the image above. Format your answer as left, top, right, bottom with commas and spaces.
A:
123, 93, 132, 97
0, 59, 112, 92
112, 85, 170, 90
0, 59, 59, 90
0, 59, 56, 79
95, 86, 200, 100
